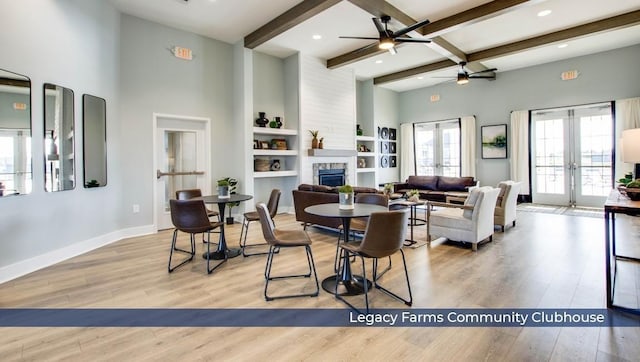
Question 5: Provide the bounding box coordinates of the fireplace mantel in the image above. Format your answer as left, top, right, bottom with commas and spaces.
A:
307, 149, 357, 157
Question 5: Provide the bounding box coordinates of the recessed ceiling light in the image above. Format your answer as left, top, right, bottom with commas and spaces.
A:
557, 43, 568, 48
537, 9, 552, 17
312, 34, 322, 40
375, 60, 383, 64
417, 76, 424, 80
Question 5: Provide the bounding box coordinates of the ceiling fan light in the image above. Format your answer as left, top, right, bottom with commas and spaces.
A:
379, 38, 394, 50
457, 73, 469, 85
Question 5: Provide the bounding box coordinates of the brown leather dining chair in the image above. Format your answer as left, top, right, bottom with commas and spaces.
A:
256, 202, 319, 301
176, 189, 220, 220
168, 199, 225, 274
335, 209, 412, 314
239, 189, 280, 257
335, 193, 389, 272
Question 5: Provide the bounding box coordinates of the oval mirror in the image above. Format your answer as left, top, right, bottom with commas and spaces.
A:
82, 94, 107, 188
0, 69, 32, 197
44, 83, 75, 192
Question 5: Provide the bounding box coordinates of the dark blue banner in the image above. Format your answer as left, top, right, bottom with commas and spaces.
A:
0, 308, 638, 327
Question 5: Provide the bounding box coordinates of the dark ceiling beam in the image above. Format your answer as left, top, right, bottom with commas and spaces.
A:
328, 0, 533, 69
244, 0, 341, 49
468, 9, 640, 62
374, 9, 640, 85
373, 59, 457, 85
347, 0, 418, 28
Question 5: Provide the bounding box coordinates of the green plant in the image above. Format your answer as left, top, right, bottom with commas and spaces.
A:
406, 189, 420, 198
626, 179, 640, 188
218, 177, 239, 220
383, 183, 394, 194
217, 179, 230, 187
338, 184, 353, 193
309, 130, 319, 139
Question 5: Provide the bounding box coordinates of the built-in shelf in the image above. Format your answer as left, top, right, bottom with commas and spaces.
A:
357, 152, 375, 157
254, 170, 298, 178
356, 168, 375, 173
307, 149, 357, 157
253, 127, 297, 136
253, 149, 298, 156
356, 135, 375, 141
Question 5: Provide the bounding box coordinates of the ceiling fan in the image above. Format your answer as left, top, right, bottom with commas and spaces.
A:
339, 15, 431, 54
452, 62, 497, 84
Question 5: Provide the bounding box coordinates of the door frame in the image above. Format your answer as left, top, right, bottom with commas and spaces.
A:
152, 113, 211, 232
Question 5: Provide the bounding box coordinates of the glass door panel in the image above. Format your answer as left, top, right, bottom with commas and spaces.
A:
414, 120, 460, 176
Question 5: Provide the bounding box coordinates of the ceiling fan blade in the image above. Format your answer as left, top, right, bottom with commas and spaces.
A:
431, 76, 456, 79
394, 37, 431, 43
339, 36, 380, 40
353, 42, 381, 53
469, 68, 497, 75
393, 18, 430, 37
468, 75, 496, 79
372, 17, 385, 34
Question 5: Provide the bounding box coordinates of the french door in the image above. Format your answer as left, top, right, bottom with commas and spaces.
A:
532, 102, 613, 207
154, 114, 211, 230
414, 120, 460, 176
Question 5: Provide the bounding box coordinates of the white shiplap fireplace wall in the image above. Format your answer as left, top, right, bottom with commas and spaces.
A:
299, 54, 357, 184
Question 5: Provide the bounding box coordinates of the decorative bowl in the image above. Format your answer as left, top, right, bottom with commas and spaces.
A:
625, 187, 640, 201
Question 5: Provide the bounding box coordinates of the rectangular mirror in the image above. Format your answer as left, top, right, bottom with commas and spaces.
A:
82, 94, 106, 188
44, 84, 75, 192
0, 68, 32, 197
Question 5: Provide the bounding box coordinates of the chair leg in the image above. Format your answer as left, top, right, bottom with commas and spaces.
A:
264, 245, 319, 301
206, 231, 227, 274
240, 217, 270, 257
374, 250, 413, 307
335, 252, 370, 314
168, 229, 195, 273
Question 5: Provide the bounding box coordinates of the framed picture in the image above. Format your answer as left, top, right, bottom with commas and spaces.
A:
389, 156, 397, 168
260, 141, 270, 149
379, 127, 389, 140
481, 124, 507, 159
253, 140, 259, 149
380, 155, 389, 168
380, 141, 389, 154
389, 142, 396, 154
389, 128, 397, 140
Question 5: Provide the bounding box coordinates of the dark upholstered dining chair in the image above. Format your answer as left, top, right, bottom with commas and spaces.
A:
239, 189, 280, 257
176, 188, 221, 243
256, 202, 319, 301
168, 199, 225, 274
335, 209, 412, 314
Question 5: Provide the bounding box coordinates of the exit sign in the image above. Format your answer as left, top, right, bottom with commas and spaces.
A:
172, 46, 193, 61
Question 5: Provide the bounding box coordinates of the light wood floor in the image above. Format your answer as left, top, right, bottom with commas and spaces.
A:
0, 211, 639, 361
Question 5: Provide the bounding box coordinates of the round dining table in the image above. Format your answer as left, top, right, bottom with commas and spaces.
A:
200, 194, 253, 260
304, 203, 388, 296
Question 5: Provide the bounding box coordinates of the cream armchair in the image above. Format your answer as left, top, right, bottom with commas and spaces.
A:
427, 186, 500, 251
494, 181, 521, 232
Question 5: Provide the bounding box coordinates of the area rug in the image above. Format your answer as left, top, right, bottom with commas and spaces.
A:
517, 203, 603, 218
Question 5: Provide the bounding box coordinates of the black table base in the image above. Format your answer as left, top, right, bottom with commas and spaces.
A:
321, 275, 372, 296
202, 248, 242, 260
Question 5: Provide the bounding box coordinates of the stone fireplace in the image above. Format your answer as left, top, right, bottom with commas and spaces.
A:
312, 162, 348, 186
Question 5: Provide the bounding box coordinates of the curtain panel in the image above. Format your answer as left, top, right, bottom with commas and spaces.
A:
400, 123, 414, 182
615, 97, 640, 178
460, 116, 476, 177
510, 110, 530, 194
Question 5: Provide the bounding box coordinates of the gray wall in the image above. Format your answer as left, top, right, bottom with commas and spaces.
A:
118, 14, 236, 228
399, 44, 640, 187
374, 86, 400, 184
0, 0, 120, 268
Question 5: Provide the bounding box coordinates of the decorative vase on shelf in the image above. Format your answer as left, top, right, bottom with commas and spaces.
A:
256, 112, 269, 127
270, 116, 283, 129
318, 138, 324, 149
356, 124, 363, 136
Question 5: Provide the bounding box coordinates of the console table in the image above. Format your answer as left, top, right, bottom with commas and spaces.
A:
604, 189, 640, 315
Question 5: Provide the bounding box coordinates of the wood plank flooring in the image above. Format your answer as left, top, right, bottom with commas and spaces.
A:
0, 211, 639, 361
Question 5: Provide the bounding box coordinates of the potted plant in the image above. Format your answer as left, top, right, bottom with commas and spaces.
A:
624, 179, 640, 201
217, 179, 230, 198
383, 183, 394, 196
218, 177, 239, 223
309, 130, 319, 149
338, 184, 354, 210
406, 189, 420, 203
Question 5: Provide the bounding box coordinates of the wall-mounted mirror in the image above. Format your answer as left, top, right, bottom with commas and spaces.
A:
0, 69, 32, 197
44, 84, 75, 192
82, 94, 107, 188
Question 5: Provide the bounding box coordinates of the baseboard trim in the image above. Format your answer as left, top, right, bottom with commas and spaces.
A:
0, 224, 156, 284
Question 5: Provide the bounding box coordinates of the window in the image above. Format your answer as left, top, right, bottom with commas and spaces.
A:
414, 119, 460, 176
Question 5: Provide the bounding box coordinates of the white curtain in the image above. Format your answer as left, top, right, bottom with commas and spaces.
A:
615, 97, 640, 178
400, 123, 414, 181
460, 116, 476, 177
510, 110, 530, 194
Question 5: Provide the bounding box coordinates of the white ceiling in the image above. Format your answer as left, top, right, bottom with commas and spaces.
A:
109, 0, 640, 92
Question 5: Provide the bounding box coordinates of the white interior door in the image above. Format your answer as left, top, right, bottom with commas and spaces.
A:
154, 114, 210, 230
532, 103, 612, 207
